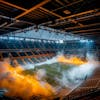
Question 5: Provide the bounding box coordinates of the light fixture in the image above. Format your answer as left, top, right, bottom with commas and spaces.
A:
63, 10, 71, 14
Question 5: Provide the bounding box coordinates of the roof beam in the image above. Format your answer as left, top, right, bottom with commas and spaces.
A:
41, 9, 98, 26
0, 0, 27, 11
72, 28, 100, 33
79, 32, 100, 35
15, 0, 50, 19
75, 12, 100, 22
52, 0, 83, 12
40, 7, 83, 26
46, 9, 98, 26
57, 1, 84, 25
68, 19, 83, 26
0, 14, 33, 25
39, 7, 63, 18
48, 12, 100, 27
59, 9, 99, 20
0, 14, 34, 29
0, 1, 35, 28
65, 23, 100, 30
55, 0, 65, 6
0, 22, 7, 28
1, 0, 83, 26
4, 26, 20, 30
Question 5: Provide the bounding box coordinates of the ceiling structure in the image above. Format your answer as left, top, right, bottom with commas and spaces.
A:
0, 0, 100, 40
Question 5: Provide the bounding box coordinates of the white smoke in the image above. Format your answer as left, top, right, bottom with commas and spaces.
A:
1, 52, 98, 95
19, 56, 57, 70
56, 53, 99, 89
22, 63, 35, 69
36, 69, 46, 80
20, 52, 99, 90
35, 56, 57, 66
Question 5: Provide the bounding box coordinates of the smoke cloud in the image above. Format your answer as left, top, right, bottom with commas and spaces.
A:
0, 59, 55, 99
0, 53, 99, 99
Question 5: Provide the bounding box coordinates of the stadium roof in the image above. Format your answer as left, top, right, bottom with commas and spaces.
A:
0, 0, 99, 41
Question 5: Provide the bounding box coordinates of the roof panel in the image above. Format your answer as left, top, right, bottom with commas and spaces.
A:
0, 2, 23, 17
5, 0, 44, 9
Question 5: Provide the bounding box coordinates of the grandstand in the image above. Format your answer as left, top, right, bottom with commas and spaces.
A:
0, 0, 100, 100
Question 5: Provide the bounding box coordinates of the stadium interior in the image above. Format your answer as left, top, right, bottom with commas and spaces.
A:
0, 0, 100, 100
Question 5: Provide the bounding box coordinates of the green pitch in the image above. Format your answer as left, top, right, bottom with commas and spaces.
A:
22, 63, 75, 86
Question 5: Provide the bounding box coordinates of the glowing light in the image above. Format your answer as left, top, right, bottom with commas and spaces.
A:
59, 40, 64, 43
80, 39, 94, 43
57, 55, 86, 65
0, 61, 55, 99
